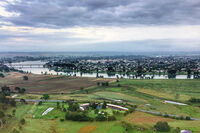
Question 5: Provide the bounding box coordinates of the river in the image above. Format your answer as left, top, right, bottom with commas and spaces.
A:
6, 61, 193, 79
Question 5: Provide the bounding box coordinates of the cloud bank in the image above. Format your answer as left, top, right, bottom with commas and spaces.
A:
0, 0, 200, 52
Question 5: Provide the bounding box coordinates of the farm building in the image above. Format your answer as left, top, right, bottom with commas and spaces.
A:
107, 104, 129, 111
80, 103, 90, 110
79, 103, 129, 111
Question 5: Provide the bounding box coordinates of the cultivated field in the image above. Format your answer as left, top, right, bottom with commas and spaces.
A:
0, 72, 113, 94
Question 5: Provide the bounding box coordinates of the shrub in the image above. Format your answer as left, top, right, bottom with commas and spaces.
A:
185, 116, 191, 120
128, 107, 135, 113
60, 118, 64, 122
20, 118, 25, 125
42, 94, 50, 100
68, 102, 80, 112
20, 99, 26, 104
65, 112, 93, 121
90, 102, 98, 109
63, 108, 67, 112
189, 98, 200, 103
95, 114, 107, 121
23, 76, 28, 80
154, 121, 170, 132
0, 73, 5, 78
10, 99, 16, 107
180, 116, 184, 120
38, 101, 42, 105
102, 101, 107, 109
108, 116, 116, 121
163, 113, 169, 118
94, 109, 99, 114
124, 111, 129, 116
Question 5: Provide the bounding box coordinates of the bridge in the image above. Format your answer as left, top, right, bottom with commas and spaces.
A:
6, 64, 44, 68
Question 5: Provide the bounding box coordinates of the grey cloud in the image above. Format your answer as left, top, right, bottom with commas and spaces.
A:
0, 0, 200, 28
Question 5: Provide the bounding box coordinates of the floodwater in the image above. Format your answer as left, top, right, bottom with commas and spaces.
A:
7, 61, 193, 79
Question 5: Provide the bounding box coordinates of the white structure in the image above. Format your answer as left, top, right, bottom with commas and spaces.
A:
107, 104, 129, 111
42, 107, 54, 116
164, 100, 187, 106
12, 94, 18, 98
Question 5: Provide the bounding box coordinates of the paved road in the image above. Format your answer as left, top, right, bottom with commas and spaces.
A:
135, 109, 200, 121
15, 99, 65, 102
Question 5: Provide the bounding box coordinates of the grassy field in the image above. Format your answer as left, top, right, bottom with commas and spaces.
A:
1, 74, 200, 133
1, 101, 200, 133
1, 103, 200, 133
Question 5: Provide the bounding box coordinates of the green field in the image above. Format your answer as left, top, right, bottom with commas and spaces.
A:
1, 78, 200, 133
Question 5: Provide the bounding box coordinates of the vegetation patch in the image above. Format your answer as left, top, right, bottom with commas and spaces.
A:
78, 125, 97, 133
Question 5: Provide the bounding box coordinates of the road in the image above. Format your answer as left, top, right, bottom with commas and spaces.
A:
15, 99, 65, 102
135, 109, 200, 121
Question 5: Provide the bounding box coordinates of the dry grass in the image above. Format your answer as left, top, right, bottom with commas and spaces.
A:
0, 72, 113, 94
124, 111, 173, 128
78, 125, 97, 133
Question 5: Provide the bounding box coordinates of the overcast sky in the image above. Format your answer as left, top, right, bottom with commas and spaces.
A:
0, 0, 200, 52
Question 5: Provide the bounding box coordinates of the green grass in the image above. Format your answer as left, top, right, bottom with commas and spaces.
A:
0, 103, 32, 133
115, 79, 200, 97
1, 79, 200, 133
32, 102, 67, 119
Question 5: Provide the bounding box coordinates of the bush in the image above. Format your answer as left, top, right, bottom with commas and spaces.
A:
102, 101, 107, 109
68, 102, 80, 112
90, 102, 98, 109
42, 94, 50, 100
38, 101, 42, 105
23, 76, 28, 80
189, 98, 200, 103
20, 118, 25, 125
65, 112, 93, 121
60, 118, 64, 122
163, 113, 169, 118
94, 109, 99, 114
20, 99, 26, 104
124, 111, 129, 116
185, 116, 191, 120
108, 116, 116, 121
0, 73, 5, 78
95, 114, 107, 121
10, 99, 16, 107
180, 116, 184, 120
63, 108, 67, 112
154, 121, 170, 132
128, 107, 135, 113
